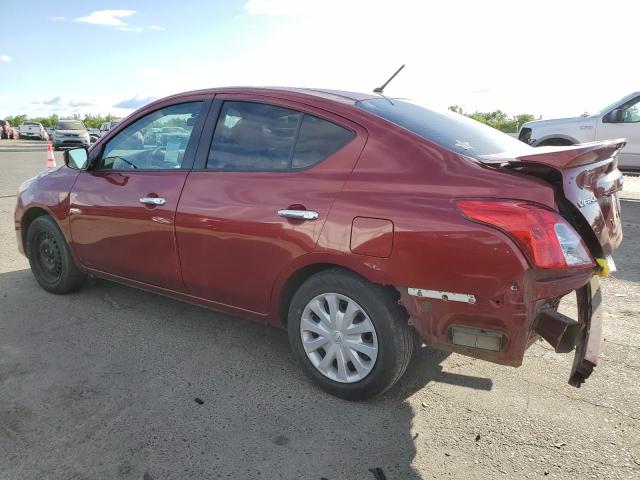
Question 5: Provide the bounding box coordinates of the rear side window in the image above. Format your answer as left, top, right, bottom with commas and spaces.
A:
207, 101, 354, 171
292, 114, 355, 169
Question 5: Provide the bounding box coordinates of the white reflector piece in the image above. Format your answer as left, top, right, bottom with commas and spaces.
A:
408, 288, 476, 304
553, 223, 592, 265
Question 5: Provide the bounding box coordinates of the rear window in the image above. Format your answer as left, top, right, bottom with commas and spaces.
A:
357, 98, 531, 158
56, 120, 85, 130
24, 122, 40, 126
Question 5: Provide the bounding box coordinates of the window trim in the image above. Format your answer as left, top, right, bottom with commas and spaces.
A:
92, 99, 212, 173
195, 98, 357, 173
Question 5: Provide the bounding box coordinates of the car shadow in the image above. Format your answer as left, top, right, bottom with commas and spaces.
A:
388, 346, 492, 400
1, 268, 489, 480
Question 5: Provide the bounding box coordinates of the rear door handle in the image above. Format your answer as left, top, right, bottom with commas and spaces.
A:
139, 197, 166, 206
277, 209, 319, 220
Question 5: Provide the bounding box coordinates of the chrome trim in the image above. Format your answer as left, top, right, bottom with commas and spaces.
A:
408, 288, 476, 304
139, 197, 166, 206
277, 209, 319, 220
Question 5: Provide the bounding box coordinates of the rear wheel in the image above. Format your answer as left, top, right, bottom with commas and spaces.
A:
26, 216, 86, 294
288, 269, 414, 400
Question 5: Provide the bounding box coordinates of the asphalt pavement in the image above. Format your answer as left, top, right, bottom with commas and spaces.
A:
1, 140, 639, 479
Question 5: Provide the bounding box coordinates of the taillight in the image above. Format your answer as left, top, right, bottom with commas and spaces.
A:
456, 200, 594, 269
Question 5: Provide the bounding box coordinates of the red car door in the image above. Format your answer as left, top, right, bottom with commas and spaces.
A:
69, 99, 210, 291
175, 95, 367, 315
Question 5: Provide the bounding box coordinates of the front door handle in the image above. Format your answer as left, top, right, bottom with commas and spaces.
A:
278, 209, 319, 220
140, 197, 166, 206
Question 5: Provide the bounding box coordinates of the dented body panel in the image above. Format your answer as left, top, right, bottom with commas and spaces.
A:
14, 87, 622, 389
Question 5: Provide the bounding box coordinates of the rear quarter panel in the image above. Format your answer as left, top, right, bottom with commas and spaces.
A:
301, 118, 561, 365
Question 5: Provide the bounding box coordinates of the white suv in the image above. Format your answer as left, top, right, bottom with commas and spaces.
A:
519, 91, 640, 169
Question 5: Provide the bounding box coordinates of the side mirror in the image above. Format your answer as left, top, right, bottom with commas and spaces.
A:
607, 109, 625, 123
64, 147, 89, 170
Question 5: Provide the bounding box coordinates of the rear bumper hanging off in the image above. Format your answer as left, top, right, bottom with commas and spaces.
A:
569, 275, 602, 387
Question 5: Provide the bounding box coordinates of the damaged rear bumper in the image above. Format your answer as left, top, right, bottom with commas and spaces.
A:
399, 271, 603, 388
533, 276, 602, 386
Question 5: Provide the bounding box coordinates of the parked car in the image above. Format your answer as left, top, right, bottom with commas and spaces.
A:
45, 127, 54, 139
14, 87, 624, 400
99, 120, 120, 137
52, 119, 90, 150
519, 91, 639, 169
19, 122, 48, 140
87, 128, 101, 144
0, 119, 17, 139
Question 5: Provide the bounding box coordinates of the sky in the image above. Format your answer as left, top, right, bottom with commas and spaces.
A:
1, 0, 638, 120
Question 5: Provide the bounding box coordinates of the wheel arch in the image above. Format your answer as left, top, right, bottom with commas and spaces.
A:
20, 206, 52, 257
533, 134, 578, 147
272, 257, 399, 328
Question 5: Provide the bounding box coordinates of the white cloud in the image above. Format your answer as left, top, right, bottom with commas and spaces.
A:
230, 0, 640, 119
75, 10, 137, 27
113, 95, 157, 109
244, 0, 308, 16
0, 55, 11, 62
118, 26, 144, 33
74, 10, 160, 32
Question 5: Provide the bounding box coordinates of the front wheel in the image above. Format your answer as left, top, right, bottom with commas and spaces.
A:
26, 215, 86, 294
288, 269, 414, 400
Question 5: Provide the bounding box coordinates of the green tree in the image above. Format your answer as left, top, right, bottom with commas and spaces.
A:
6, 114, 27, 126
448, 106, 537, 133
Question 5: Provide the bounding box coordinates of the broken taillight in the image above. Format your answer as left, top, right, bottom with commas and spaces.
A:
456, 200, 594, 269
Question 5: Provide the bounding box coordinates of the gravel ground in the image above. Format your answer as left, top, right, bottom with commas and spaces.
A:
622, 174, 640, 200
0, 140, 639, 479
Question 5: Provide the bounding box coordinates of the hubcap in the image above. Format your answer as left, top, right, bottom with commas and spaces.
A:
300, 293, 378, 383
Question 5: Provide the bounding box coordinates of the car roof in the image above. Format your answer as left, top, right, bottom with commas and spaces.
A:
163, 86, 380, 105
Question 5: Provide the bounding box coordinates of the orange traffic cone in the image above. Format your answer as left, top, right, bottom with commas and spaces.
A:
46, 144, 57, 169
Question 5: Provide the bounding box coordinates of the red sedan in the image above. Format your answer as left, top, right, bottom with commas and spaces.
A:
14, 88, 623, 399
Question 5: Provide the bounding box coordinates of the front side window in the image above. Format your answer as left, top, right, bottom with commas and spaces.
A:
99, 102, 202, 170
622, 98, 640, 123
207, 101, 354, 171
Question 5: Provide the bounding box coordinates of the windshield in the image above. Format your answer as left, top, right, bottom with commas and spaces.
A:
56, 121, 85, 130
357, 98, 532, 158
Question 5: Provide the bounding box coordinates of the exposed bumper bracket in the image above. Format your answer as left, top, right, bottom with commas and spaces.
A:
535, 308, 581, 354
568, 276, 602, 388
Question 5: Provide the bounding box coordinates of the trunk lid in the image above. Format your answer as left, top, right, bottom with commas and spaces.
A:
480, 139, 625, 257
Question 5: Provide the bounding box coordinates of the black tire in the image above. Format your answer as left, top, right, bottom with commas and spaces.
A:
26, 215, 86, 294
288, 269, 414, 400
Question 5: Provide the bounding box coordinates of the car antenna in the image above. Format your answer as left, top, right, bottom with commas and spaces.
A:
373, 64, 405, 94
